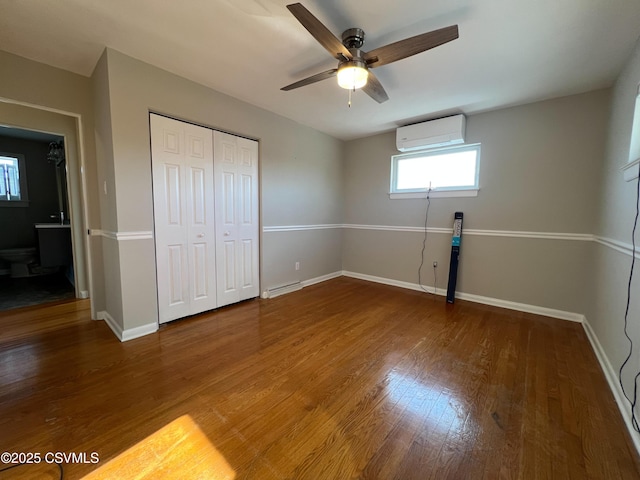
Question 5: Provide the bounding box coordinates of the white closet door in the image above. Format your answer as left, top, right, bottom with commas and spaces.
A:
214, 131, 259, 307
151, 114, 217, 323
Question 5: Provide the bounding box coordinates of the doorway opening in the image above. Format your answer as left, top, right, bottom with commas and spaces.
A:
0, 126, 75, 310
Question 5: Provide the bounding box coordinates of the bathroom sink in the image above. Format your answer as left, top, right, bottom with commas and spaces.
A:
34, 223, 71, 229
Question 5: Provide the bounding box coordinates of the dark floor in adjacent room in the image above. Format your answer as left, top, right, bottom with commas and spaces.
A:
0, 270, 75, 311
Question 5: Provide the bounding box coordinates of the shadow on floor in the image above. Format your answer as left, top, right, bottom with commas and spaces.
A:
0, 270, 75, 311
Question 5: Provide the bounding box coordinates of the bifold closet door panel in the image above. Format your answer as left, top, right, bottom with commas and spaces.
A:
150, 114, 217, 323
213, 131, 259, 307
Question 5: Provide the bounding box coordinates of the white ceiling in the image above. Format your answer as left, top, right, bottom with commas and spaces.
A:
1, 0, 639, 140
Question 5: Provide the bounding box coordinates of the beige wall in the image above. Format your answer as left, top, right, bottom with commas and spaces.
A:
96, 48, 344, 329
91, 51, 118, 233
598, 39, 640, 240
0, 51, 100, 229
343, 89, 610, 315
263, 229, 342, 289
589, 36, 640, 434
90, 50, 120, 322
345, 90, 609, 232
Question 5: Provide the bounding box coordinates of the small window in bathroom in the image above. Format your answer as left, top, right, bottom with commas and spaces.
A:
0, 153, 28, 206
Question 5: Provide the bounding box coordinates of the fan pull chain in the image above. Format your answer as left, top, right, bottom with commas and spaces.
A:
348, 87, 354, 108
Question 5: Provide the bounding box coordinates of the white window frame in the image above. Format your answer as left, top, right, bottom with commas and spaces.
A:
389, 143, 481, 199
622, 84, 640, 182
0, 152, 29, 207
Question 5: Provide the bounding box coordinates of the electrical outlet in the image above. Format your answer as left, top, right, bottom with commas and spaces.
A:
433, 261, 438, 268
295, 261, 300, 271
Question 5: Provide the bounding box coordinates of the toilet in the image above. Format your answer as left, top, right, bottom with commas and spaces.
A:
0, 247, 38, 278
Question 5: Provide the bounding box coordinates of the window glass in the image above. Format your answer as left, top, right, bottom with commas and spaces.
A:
0, 155, 22, 201
391, 144, 480, 194
629, 89, 640, 163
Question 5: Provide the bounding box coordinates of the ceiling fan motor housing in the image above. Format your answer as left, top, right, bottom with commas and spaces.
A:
342, 28, 365, 49
338, 55, 367, 74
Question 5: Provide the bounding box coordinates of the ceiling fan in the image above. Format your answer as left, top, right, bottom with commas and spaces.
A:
281, 3, 459, 103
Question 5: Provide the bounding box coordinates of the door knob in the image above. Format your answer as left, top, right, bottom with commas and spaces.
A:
224, 231, 231, 236
197, 233, 205, 238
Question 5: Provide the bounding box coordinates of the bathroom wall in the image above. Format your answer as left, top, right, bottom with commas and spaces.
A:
0, 134, 61, 249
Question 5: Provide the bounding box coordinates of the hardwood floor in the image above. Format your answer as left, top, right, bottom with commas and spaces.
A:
0, 277, 638, 479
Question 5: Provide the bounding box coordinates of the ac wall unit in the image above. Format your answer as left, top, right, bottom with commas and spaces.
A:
396, 114, 466, 152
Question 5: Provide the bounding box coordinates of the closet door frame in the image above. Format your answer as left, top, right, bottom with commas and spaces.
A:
150, 113, 260, 323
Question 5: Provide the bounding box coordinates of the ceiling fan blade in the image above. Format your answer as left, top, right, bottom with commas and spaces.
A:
281, 69, 338, 91
286, 3, 352, 60
364, 25, 459, 68
362, 70, 389, 103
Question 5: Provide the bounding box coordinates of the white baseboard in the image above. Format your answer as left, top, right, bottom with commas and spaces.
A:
343, 270, 446, 296
455, 291, 584, 322
121, 322, 158, 341
582, 319, 640, 455
97, 310, 158, 342
301, 271, 343, 288
263, 271, 343, 299
341, 270, 584, 323
267, 269, 584, 324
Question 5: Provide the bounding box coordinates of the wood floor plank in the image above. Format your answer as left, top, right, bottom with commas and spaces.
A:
0, 277, 639, 479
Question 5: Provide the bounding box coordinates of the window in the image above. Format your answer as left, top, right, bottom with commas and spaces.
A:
390, 144, 480, 199
0, 153, 28, 206
623, 85, 640, 182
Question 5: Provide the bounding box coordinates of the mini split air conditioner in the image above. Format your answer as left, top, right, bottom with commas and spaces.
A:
396, 114, 466, 152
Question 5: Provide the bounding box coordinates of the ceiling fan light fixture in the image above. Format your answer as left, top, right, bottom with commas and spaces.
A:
337, 60, 368, 90
282, 4, 458, 103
